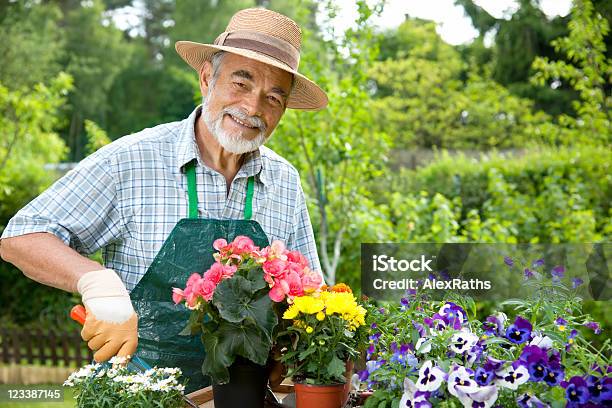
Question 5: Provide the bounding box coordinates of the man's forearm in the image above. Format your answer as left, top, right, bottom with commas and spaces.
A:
0, 232, 103, 292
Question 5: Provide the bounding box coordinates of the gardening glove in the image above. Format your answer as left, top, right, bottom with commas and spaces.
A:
77, 269, 138, 363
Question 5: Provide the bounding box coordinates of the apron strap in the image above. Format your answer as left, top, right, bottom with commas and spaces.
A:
244, 176, 254, 220
186, 160, 198, 219
186, 160, 255, 221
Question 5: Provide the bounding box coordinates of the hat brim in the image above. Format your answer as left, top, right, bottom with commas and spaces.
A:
175, 41, 328, 111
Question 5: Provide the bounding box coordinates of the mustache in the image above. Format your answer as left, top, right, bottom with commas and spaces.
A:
222, 107, 267, 133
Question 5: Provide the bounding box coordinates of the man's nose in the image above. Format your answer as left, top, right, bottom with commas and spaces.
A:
241, 91, 265, 118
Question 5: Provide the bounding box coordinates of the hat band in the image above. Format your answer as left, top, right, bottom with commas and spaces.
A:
214, 30, 300, 70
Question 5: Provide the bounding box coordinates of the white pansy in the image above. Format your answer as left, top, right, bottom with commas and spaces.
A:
415, 338, 432, 354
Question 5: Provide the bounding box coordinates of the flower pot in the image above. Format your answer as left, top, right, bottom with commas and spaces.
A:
212, 357, 269, 408
295, 382, 345, 408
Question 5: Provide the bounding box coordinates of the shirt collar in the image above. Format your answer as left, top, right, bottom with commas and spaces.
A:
176, 105, 270, 185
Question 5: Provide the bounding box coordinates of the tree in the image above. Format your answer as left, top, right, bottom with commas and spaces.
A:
370, 18, 553, 150
531, 0, 611, 145
0, 2, 65, 90
269, 0, 392, 285
0, 73, 75, 327
60, 0, 132, 160
456, 0, 575, 117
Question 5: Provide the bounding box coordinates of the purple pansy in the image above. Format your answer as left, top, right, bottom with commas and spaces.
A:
400, 297, 410, 310
438, 302, 467, 329
572, 277, 584, 288
505, 316, 533, 344
504, 256, 514, 267
366, 343, 376, 360
519, 346, 549, 382
483, 312, 507, 337
564, 376, 590, 405
584, 321, 601, 334
517, 393, 549, 408
586, 375, 612, 403
524, 268, 534, 278
555, 317, 567, 326
565, 329, 578, 352
551, 265, 565, 280
532, 258, 545, 268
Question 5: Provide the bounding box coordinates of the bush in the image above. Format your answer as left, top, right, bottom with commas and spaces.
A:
384, 145, 611, 243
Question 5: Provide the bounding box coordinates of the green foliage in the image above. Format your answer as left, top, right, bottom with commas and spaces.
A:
84, 120, 111, 155
371, 19, 555, 149
385, 146, 610, 244
0, 3, 65, 90
269, 0, 390, 284
61, 0, 133, 160
531, 0, 611, 145
0, 73, 76, 329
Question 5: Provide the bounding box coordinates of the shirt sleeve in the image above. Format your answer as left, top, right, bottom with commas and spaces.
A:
287, 180, 324, 279
0, 153, 123, 256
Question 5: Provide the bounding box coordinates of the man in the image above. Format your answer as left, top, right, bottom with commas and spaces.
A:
0, 7, 326, 394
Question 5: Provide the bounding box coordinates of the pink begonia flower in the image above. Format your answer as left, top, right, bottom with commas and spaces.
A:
263, 258, 288, 279
213, 238, 228, 251
301, 268, 323, 292
186, 272, 203, 287
286, 250, 309, 268
172, 288, 185, 305
204, 264, 223, 285
221, 263, 237, 278
184, 285, 198, 309
232, 235, 257, 255
285, 271, 304, 297
269, 282, 286, 302
198, 279, 217, 302
259, 240, 288, 262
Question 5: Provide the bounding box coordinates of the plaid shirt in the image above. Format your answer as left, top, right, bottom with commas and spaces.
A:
1, 106, 321, 291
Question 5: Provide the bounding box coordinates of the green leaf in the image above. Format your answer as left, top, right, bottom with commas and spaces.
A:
245, 266, 267, 291
201, 333, 232, 384
326, 355, 345, 379
213, 276, 278, 339
201, 320, 271, 383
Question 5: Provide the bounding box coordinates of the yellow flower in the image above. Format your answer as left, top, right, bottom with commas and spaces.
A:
558, 325, 566, 332
306, 326, 314, 334
293, 295, 325, 315
283, 305, 299, 320
316, 311, 325, 321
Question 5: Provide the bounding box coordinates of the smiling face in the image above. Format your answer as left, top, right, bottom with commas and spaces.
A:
199, 52, 293, 154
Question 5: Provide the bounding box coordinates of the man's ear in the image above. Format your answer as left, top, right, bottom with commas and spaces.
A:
199, 61, 213, 96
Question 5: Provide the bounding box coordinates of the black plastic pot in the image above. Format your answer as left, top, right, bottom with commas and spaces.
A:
212, 357, 269, 408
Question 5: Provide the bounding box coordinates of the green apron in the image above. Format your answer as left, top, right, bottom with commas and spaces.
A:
129, 159, 270, 394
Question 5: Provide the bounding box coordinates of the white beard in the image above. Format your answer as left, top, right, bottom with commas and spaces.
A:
201, 96, 268, 154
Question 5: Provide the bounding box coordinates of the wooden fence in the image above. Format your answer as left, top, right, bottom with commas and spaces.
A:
0, 326, 93, 367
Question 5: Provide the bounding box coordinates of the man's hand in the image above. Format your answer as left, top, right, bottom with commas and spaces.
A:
77, 269, 138, 362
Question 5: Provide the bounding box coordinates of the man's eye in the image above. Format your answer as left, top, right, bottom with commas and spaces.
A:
234, 82, 246, 88
268, 95, 281, 106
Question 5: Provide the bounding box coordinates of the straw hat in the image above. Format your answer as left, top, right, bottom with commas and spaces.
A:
175, 8, 328, 111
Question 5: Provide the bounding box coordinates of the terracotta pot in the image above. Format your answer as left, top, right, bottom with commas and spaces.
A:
295, 382, 345, 408
295, 360, 355, 408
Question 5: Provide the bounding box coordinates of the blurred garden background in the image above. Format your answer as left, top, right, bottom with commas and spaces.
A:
0, 0, 610, 388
